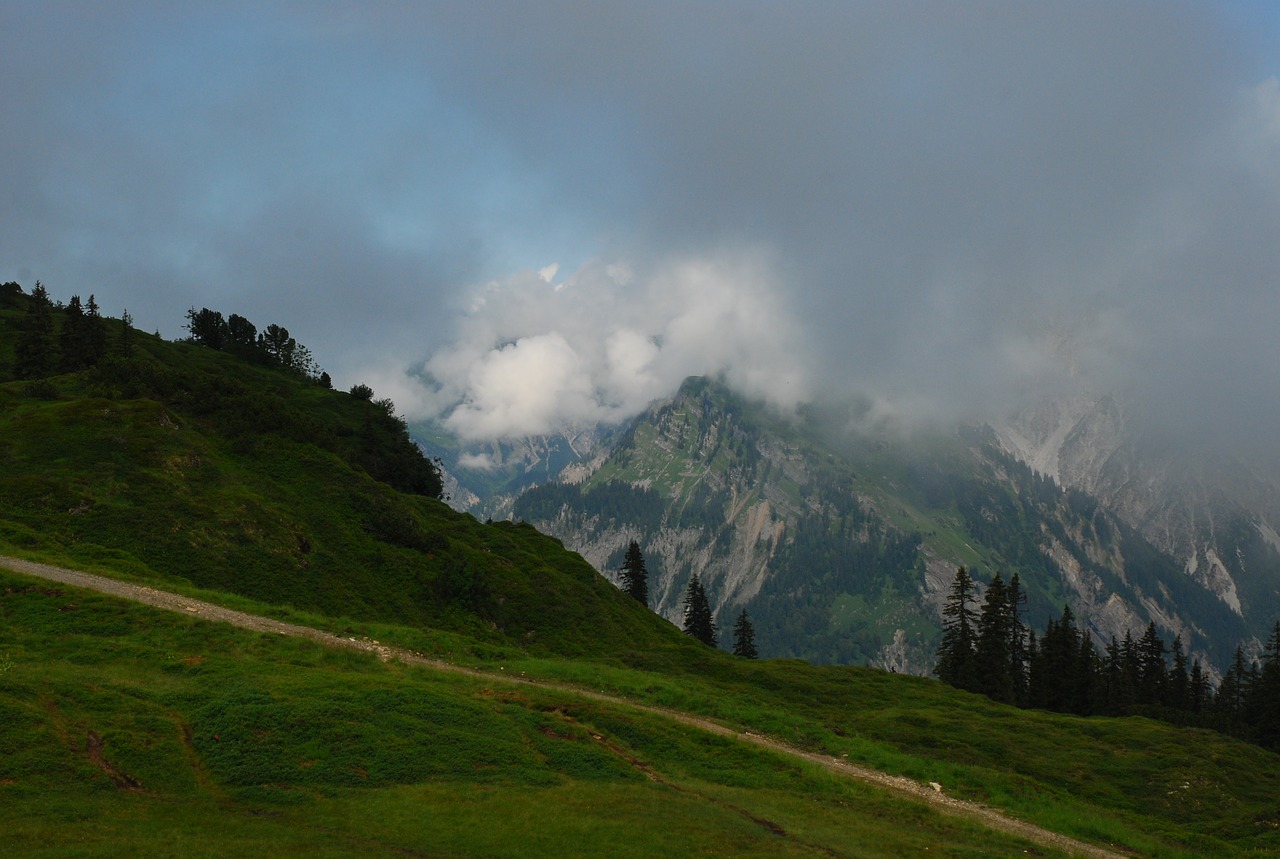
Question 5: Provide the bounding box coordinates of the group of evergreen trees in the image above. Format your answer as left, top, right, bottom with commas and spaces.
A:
935, 566, 1280, 749
9, 281, 116, 380
617, 541, 757, 657
184, 307, 326, 384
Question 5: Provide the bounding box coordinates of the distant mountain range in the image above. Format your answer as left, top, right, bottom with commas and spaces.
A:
419, 376, 1278, 675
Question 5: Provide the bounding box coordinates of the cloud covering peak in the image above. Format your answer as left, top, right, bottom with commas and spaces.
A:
4, 2, 1280, 453
413, 253, 807, 440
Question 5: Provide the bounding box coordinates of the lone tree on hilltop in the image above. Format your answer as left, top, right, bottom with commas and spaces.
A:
682, 574, 717, 647
619, 540, 649, 607
732, 608, 758, 658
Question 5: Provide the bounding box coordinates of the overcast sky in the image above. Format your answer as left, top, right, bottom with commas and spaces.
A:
4, 1, 1280, 452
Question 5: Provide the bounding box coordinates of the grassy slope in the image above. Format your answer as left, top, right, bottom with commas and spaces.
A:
3, 310, 1279, 856
1, 570, 1073, 859
0, 323, 684, 660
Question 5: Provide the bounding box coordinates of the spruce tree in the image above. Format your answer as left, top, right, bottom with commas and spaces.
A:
117, 309, 135, 358
619, 540, 649, 607
935, 567, 977, 689
59, 294, 89, 371
682, 574, 717, 647
84, 294, 107, 365
1254, 622, 1280, 748
732, 608, 758, 658
1006, 572, 1029, 705
14, 281, 56, 379
1137, 622, 1168, 707
1168, 635, 1189, 711
974, 572, 1013, 702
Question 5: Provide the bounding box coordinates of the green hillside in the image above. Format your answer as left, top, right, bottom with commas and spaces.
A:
0, 285, 683, 659
4, 284, 1280, 857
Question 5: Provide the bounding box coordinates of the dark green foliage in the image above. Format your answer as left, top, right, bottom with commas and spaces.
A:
184, 308, 322, 380
350, 383, 374, 400
185, 307, 228, 349
682, 574, 717, 647
117, 308, 136, 358
934, 567, 977, 688
732, 608, 758, 658
515, 481, 665, 532
258, 323, 296, 368
619, 540, 648, 606
972, 572, 1015, 703
14, 282, 55, 379
937, 566, 1280, 753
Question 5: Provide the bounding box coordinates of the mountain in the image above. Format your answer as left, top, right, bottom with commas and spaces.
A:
478, 376, 1259, 674
995, 393, 1280, 642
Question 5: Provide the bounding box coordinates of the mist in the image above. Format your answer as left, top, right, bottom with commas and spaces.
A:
3, 2, 1280, 457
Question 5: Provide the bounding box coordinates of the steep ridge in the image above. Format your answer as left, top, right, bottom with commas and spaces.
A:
500, 377, 1249, 673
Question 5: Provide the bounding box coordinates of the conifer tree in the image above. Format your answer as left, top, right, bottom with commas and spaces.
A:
619, 540, 649, 607
15, 281, 56, 379
1006, 572, 1030, 705
1253, 622, 1280, 747
117, 309, 136, 358
84, 294, 107, 364
935, 567, 977, 689
1168, 635, 1189, 711
1137, 622, 1168, 707
732, 608, 758, 658
1217, 646, 1249, 720
682, 574, 717, 647
974, 572, 1013, 702
59, 294, 89, 371
1188, 659, 1210, 714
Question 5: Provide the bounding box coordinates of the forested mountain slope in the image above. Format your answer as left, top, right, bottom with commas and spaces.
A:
498, 377, 1255, 674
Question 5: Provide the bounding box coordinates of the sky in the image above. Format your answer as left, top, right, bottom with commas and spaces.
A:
4, 1, 1280, 454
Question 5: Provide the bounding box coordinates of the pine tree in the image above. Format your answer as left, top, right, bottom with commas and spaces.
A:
1188, 659, 1210, 714
1217, 646, 1249, 721
682, 574, 717, 647
973, 572, 1014, 702
1253, 622, 1280, 748
1137, 622, 1168, 707
117, 309, 136, 358
618, 540, 649, 607
1006, 572, 1030, 705
59, 294, 90, 371
84, 294, 107, 365
935, 567, 977, 689
732, 608, 758, 658
1168, 634, 1189, 711
15, 281, 56, 379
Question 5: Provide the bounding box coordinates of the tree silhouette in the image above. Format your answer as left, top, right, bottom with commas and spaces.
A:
935, 567, 977, 688
15, 282, 56, 379
732, 608, 758, 658
682, 574, 717, 647
619, 540, 649, 607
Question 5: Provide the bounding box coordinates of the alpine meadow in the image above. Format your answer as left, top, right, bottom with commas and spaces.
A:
6, 4, 1280, 857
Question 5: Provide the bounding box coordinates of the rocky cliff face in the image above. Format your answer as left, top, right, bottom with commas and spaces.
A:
994, 394, 1280, 642
423, 377, 1262, 673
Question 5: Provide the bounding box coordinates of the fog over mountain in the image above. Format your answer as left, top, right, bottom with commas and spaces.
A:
4, 2, 1280, 459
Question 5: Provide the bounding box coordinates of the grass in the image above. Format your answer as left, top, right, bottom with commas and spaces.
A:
2, 568, 1084, 858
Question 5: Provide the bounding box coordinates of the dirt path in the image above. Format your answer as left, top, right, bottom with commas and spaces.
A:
1, 555, 1129, 859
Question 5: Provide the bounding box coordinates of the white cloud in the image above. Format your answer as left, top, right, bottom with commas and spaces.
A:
397, 250, 809, 440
